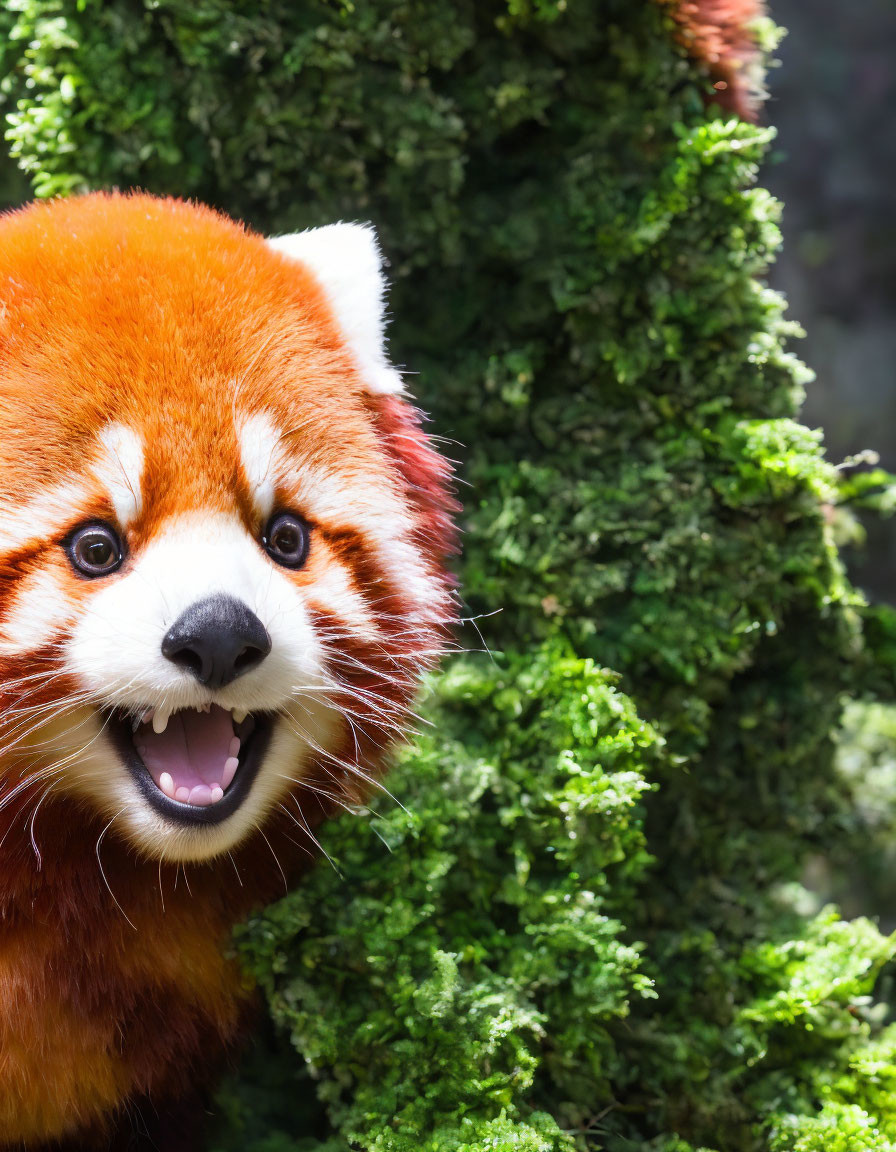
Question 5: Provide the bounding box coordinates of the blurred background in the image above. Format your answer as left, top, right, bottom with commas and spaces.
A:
766, 0, 896, 602
763, 0, 896, 922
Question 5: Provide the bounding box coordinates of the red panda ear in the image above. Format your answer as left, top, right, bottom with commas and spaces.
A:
267, 223, 405, 396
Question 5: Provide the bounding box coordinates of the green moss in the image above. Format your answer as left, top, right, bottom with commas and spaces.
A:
3, 1, 895, 1147
225, 651, 657, 1150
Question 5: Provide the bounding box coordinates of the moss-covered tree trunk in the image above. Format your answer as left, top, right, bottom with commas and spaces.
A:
2, 1, 895, 1148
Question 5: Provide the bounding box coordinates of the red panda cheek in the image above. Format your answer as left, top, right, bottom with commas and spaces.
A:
0, 553, 78, 660
363, 393, 459, 577
299, 536, 379, 642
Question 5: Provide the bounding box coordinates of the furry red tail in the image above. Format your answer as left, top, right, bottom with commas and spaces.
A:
668, 0, 765, 120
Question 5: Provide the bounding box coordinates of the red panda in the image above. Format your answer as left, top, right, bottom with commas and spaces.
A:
0, 193, 456, 1149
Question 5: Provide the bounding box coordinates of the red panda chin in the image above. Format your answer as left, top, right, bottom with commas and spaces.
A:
105, 705, 275, 828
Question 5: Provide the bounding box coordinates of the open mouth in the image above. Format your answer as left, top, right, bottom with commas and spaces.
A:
107, 704, 273, 826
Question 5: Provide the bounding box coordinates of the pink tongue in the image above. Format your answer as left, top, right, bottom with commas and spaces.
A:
136, 705, 240, 807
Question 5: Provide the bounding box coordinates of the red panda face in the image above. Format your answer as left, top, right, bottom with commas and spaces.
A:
0, 193, 455, 864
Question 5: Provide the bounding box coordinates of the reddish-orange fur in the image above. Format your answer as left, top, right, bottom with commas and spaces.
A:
0, 194, 456, 1147
667, 0, 765, 120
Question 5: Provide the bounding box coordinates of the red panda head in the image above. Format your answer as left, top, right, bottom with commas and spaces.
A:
0, 192, 456, 864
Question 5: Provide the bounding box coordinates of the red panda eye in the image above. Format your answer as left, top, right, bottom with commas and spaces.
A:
263, 512, 309, 570
66, 523, 124, 578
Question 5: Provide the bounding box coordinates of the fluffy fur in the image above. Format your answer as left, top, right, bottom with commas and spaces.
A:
0, 193, 456, 1148
668, 0, 765, 121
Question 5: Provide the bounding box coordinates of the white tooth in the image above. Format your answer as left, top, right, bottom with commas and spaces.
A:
222, 756, 239, 790
143, 708, 155, 725
201, 703, 210, 714
189, 784, 213, 806
232, 709, 247, 725
159, 772, 175, 799
152, 707, 170, 735
211, 785, 224, 803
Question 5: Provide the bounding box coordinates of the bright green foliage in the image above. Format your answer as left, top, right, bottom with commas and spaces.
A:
226, 651, 657, 1151
2, 1, 896, 1148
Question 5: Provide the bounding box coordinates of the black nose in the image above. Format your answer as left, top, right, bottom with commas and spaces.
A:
161, 595, 271, 691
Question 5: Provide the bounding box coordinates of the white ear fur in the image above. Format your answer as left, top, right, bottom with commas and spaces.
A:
267, 223, 405, 396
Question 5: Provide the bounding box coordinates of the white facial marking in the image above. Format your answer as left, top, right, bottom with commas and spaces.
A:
93, 423, 144, 527
309, 555, 379, 640
0, 481, 92, 557
238, 411, 280, 520
60, 510, 342, 861
22, 419, 441, 863
66, 511, 323, 715
0, 566, 72, 656
277, 457, 438, 623
267, 223, 405, 396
